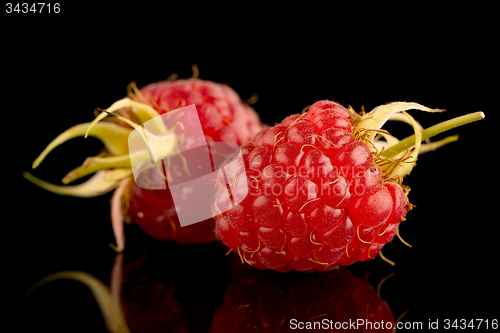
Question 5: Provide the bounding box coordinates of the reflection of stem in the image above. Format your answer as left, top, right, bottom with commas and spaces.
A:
381, 112, 485, 158
377, 272, 395, 298
27, 271, 131, 333
111, 253, 125, 324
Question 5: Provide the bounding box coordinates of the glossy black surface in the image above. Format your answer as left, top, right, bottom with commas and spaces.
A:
5, 11, 499, 332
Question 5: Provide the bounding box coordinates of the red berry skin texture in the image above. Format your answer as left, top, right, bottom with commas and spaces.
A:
128, 183, 216, 244
273, 143, 301, 175
384, 182, 408, 225
283, 175, 318, 212
209, 269, 395, 333
127, 79, 265, 244
347, 185, 393, 228
139, 79, 263, 144
215, 100, 410, 272
333, 140, 374, 176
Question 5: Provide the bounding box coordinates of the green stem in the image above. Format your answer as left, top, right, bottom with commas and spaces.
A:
418, 134, 459, 154
380, 112, 485, 158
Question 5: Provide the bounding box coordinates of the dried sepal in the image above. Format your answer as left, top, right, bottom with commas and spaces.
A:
23, 169, 132, 198
355, 102, 444, 143
85, 98, 165, 138
110, 179, 132, 252
356, 101, 484, 178
32, 122, 132, 169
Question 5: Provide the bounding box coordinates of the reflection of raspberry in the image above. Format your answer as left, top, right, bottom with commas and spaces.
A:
119, 243, 232, 333
215, 100, 410, 272
210, 269, 395, 333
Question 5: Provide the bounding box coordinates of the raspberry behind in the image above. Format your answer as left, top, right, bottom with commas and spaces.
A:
126, 79, 264, 245
24, 72, 265, 250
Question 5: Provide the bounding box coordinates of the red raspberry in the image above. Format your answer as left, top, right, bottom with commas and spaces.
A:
138, 79, 263, 144
126, 79, 264, 245
215, 100, 483, 272
210, 269, 395, 333
24, 74, 265, 250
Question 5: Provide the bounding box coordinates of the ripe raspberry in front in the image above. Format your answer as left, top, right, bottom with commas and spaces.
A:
215, 100, 484, 272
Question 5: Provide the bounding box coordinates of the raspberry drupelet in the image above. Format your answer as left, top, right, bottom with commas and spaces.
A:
215, 100, 484, 272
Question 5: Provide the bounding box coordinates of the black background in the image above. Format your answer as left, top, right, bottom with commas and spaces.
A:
3, 4, 499, 332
